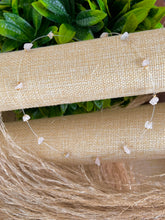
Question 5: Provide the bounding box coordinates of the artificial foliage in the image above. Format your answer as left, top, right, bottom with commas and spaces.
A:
0, 0, 164, 119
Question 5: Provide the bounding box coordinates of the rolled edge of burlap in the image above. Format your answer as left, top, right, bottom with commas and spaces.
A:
0, 103, 164, 164
0, 28, 164, 112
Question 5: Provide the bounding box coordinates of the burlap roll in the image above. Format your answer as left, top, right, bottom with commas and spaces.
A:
0, 28, 164, 112
1, 103, 164, 163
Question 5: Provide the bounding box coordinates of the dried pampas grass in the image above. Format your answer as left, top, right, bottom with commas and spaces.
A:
0, 112, 165, 220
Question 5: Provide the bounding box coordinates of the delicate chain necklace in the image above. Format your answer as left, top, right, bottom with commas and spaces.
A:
14, 31, 159, 165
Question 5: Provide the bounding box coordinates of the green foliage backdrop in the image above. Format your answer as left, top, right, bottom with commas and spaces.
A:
0, 0, 164, 119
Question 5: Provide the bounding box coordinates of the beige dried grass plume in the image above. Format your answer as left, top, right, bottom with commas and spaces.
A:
0, 112, 165, 219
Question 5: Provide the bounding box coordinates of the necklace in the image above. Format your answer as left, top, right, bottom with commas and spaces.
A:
13, 30, 159, 165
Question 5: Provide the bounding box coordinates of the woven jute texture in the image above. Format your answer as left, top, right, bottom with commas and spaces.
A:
1, 103, 164, 164
0, 28, 165, 112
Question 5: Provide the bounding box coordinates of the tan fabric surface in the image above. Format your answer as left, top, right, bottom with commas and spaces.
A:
1, 103, 164, 163
0, 29, 165, 112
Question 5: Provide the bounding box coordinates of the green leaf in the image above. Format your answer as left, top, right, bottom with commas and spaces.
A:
76, 3, 86, 11
0, 20, 29, 42
104, 26, 112, 33
111, 2, 130, 25
60, 104, 68, 114
90, 21, 104, 32
48, 25, 58, 34
94, 100, 103, 109
38, 25, 58, 45
101, 0, 112, 17
38, 107, 49, 117
12, 0, 19, 15
32, 8, 42, 34
97, 0, 105, 11
40, 0, 70, 23
30, 109, 44, 119
20, 0, 34, 23
122, 13, 138, 33
131, 0, 142, 6
154, 22, 163, 29
54, 32, 61, 44
148, 7, 159, 18
132, 0, 156, 9
32, 2, 57, 22
87, 0, 97, 10
1, 38, 19, 52
86, 101, 94, 112
138, 17, 151, 30
98, 0, 111, 17
111, 0, 130, 17
76, 10, 107, 27
1, 0, 11, 3
70, 103, 77, 110
75, 26, 94, 40
3, 12, 34, 40
102, 99, 111, 108
48, 26, 60, 44
118, 2, 130, 17
77, 102, 85, 108
0, 0, 11, 9
63, 0, 75, 17
149, 7, 165, 27
112, 7, 149, 32
58, 23, 76, 44
49, 106, 62, 117
0, 12, 3, 20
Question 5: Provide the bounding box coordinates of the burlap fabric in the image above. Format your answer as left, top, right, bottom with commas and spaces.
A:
0, 103, 164, 163
0, 28, 165, 163
0, 28, 164, 112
